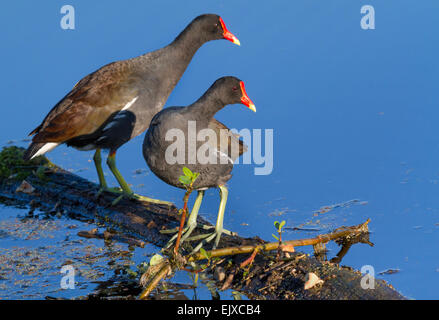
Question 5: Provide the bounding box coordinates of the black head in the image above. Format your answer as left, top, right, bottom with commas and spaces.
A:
187, 14, 241, 45
209, 76, 256, 111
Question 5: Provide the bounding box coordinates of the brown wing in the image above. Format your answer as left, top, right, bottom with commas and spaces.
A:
208, 118, 247, 161
30, 61, 139, 143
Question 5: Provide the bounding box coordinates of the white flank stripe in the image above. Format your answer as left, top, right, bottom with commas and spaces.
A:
31, 142, 59, 159
121, 96, 138, 111
216, 150, 234, 164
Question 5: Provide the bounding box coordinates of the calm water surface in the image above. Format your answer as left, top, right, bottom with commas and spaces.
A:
1, 1, 438, 299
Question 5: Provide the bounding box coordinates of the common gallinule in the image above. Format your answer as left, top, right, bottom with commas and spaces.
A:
23, 14, 241, 205
143, 76, 255, 251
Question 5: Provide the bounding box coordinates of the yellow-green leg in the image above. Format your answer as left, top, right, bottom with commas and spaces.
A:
163, 190, 205, 249
191, 185, 233, 253
106, 151, 173, 206
106, 151, 132, 194
95, 149, 131, 198
94, 149, 107, 189
94, 149, 117, 198
182, 190, 205, 242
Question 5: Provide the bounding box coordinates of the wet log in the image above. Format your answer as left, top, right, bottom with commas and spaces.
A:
0, 146, 404, 300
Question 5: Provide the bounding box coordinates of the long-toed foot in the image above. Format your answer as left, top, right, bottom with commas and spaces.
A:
161, 221, 198, 249
186, 186, 237, 254
163, 186, 237, 254
104, 151, 173, 206
96, 186, 123, 198
111, 192, 174, 207
160, 190, 205, 249
162, 224, 236, 250
95, 184, 172, 206
187, 227, 234, 254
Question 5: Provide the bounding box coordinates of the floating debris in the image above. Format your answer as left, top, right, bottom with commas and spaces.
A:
304, 272, 324, 290
378, 268, 400, 275
313, 199, 362, 215
133, 169, 148, 175
15, 180, 35, 194
285, 227, 321, 232
77, 229, 145, 247
280, 244, 295, 253
268, 208, 296, 217
214, 266, 226, 282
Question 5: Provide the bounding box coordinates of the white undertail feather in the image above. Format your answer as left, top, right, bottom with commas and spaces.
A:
29, 97, 138, 160
30, 142, 59, 160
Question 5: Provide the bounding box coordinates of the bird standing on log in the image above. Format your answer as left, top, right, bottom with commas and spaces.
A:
143, 76, 255, 251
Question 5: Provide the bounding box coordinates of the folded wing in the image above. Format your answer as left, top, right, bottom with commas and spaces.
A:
30, 61, 139, 144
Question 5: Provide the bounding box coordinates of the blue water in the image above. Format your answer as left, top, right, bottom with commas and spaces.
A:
1, 0, 439, 299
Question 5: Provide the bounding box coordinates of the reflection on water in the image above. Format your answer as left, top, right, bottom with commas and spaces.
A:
0, 199, 245, 300
0, 201, 141, 299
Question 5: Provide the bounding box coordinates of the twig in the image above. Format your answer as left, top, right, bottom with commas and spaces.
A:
173, 189, 191, 254
189, 219, 371, 262
240, 246, 262, 268
138, 261, 172, 300
77, 229, 146, 247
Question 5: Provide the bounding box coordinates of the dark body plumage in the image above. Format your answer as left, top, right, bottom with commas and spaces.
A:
143, 77, 247, 190
142, 77, 255, 250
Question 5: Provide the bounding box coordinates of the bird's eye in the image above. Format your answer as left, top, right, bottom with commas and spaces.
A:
232, 86, 238, 91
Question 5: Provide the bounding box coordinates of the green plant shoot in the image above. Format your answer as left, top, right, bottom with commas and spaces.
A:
179, 166, 200, 189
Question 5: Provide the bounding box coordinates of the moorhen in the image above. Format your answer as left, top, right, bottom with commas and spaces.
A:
23, 14, 241, 205
143, 76, 255, 251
